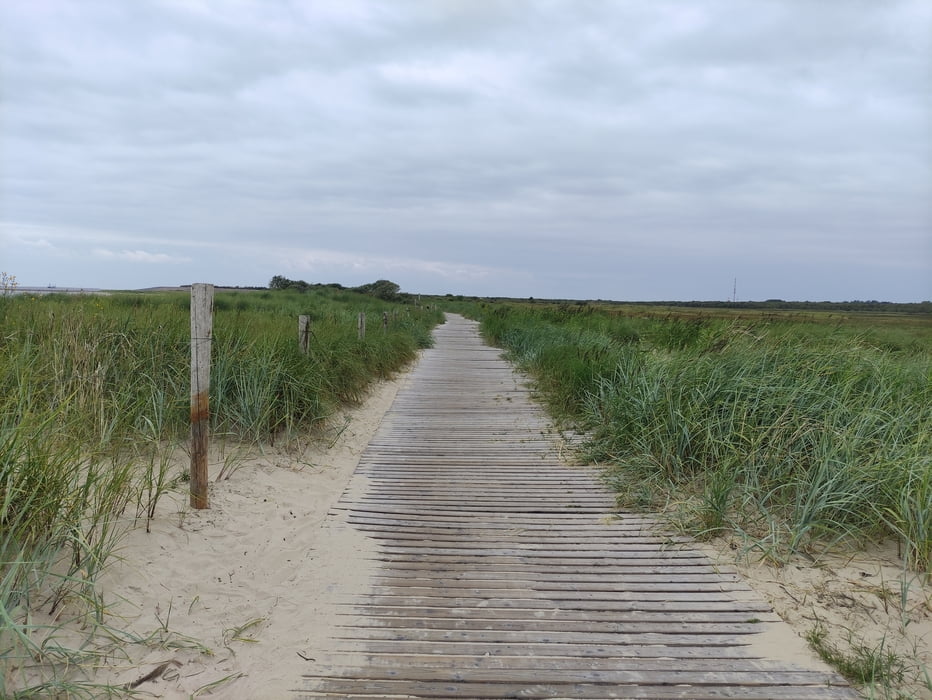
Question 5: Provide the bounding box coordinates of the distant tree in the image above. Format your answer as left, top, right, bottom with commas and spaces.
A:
354, 279, 402, 301
269, 275, 311, 291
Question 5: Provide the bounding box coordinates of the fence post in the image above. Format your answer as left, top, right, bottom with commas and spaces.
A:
190, 283, 213, 509
358, 312, 366, 339
382, 311, 389, 333
298, 315, 310, 354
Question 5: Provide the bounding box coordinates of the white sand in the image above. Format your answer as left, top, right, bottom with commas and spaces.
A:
703, 537, 932, 699
87, 375, 403, 698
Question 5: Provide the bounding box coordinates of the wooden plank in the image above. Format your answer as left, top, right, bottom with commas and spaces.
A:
314, 652, 799, 672
355, 530, 687, 545
326, 639, 758, 659
372, 568, 740, 582
358, 587, 740, 602
353, 502, 614, 512
370, 552, 713, 565
351, 617, 768, 635
360, 559, 737, 575
368, 579, 746, 593
334, 628, 761, 647
371, 544, 704, 557
337, 606, 779, 624
301, 678, 856, 699
341, 596, 773, 613
358, 491, 613, 501
344, 514, 664, 529
333, 504, 631, 520
310, 666, 847, 687
298, 314, 856, 699
368, 585, 746, 598
345, 504, 612, 514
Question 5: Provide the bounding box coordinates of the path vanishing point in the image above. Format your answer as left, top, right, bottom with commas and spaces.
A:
298, 314, 858, 699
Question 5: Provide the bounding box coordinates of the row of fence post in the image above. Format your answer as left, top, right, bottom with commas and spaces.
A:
299, 309, 403, 353
189, 284, 425, 507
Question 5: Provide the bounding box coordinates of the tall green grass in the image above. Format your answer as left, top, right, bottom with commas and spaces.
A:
473, 303, 932, 572
0, 288, 441, 695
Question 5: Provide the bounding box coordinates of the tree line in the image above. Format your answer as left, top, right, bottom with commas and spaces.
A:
269, 276, 406, 302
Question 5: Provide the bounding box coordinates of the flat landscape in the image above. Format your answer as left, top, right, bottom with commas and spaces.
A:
1, 288, 930, 698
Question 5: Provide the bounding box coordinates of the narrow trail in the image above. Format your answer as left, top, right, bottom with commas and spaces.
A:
298, 314, 857, 699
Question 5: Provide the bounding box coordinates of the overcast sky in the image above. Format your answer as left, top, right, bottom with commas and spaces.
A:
2, 1, 930, 301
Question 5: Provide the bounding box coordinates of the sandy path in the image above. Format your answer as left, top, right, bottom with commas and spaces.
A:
89, 374, 407, 698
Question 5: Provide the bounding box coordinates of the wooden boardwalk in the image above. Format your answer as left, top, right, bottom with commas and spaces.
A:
299, 315, 857, 699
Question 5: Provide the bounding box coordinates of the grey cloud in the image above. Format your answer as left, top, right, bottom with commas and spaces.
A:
1, 0, 929, 300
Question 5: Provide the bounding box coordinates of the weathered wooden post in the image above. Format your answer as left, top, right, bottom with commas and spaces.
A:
382, 311, 389, 333
190, 283, 213, 509
298, 315, 310, 354
358, 312, 366, 340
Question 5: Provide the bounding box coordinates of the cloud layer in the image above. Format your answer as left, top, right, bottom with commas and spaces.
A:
2, 1, 930, 300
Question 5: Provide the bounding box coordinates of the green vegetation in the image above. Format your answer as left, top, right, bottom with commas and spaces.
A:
806, 623, 910, 695
1, 285, 441, 696
461, 301, 932, 574
268, 275, 407, 302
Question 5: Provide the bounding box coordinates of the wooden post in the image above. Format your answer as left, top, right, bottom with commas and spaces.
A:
190, 283, 213, 509
298, 315, 310, 354
382, 311, 389, 333
358, 312, 366, 340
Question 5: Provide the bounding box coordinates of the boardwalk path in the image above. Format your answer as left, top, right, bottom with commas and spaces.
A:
299, 315, 856, 699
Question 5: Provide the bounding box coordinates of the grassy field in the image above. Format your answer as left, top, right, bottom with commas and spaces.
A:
0, 287, 441, 697
450, 300, 932, 575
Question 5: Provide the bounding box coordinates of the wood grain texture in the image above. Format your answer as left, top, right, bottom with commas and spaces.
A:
298, 314, 858, 699
189, 282, 213, 509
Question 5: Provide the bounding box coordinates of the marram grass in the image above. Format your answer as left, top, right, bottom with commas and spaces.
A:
473, 302, 932, 573
0, 287, 441, 696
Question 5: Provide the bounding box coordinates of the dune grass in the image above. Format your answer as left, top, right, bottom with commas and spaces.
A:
472, 302, 932, 573
0, 287, 441, 696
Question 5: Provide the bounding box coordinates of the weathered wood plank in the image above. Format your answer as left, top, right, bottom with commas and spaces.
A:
303, 677, 853, 700
361, 560, 738, 575
311, 665, 847, 687
297, 314, 857, 699
349, 617, 769, 635
367, 579, 746, 593
313, 652, 799, 672
345, 513, 664, 529
339, 596, 773, 613
324, 639, 760, 659
366, 585, 746, 599
337, 606, 779, 624
355, 529, 688, 545
369, 552, 715, 565
334, 628, 760, 647
372, 568, 741, 582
